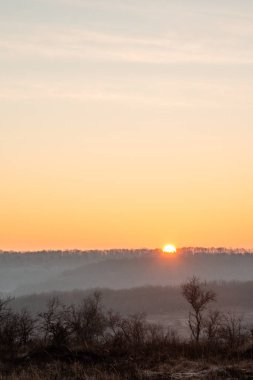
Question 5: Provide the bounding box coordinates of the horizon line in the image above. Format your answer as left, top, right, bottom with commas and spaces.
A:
1, 246, 253, 254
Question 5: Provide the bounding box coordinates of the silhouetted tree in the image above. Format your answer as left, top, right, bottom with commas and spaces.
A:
182, 277, 216, 343
204, 309, 222, 343
220, 312, 247, 350
66, 291, 106, 347
17, 309, 36, 346
39, 297, 69, 346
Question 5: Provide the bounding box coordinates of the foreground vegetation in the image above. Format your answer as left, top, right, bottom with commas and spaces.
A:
0, 279, 252, 379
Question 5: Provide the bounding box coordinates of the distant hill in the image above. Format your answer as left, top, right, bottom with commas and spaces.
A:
0, 248, 253, 295
10, 282, 253, 315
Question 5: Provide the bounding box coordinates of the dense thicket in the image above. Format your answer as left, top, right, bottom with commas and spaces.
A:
0, 279, 252, 379
0, 287, 252, 362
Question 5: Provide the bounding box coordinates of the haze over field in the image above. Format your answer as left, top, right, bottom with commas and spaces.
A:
1, 249, 253, 296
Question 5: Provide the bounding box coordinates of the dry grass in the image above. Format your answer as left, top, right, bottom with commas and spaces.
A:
0, 362, 134, 380
1, 361, 253, 380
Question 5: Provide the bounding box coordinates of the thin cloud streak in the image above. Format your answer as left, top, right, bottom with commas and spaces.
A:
1, 79, 252, 110
35, 0, 158, 14
1, 28, 253, 65
0, 80, 199, 107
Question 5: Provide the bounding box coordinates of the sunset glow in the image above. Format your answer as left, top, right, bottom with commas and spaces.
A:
1, 1, 253, 377
163, 245, 177, 254
1, 1, 253, 251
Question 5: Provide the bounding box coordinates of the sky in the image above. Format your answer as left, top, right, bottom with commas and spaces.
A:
1, 0, 253, 250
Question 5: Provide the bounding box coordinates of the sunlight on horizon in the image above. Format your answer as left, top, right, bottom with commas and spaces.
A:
163, 245, 177, 255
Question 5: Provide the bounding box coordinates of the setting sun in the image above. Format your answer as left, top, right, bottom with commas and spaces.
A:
163, 244, 177, 254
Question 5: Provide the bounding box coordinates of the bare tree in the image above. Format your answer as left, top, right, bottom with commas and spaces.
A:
220, 312, 247, 350
39, 297, 69, 346
66, 291, 106, 347
0, 297, 13, 322
119, 313, 147, 347
105, 310, 122, 340
0, 297, 19, 355
204, 309, 223, 343
181, 276, 216, 343
17, 309, 36, 346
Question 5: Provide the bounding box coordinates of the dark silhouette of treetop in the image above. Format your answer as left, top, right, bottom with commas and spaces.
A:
181, 276, 216, 343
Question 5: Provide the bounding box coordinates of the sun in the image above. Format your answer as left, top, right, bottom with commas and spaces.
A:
163, 244, 177, 254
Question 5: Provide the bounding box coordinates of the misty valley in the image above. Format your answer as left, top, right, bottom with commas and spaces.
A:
1, 248, 253, 295
0, 249, 253, 379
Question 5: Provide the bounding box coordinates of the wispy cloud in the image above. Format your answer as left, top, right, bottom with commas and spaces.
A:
1, 26, 253, 65
1, 78, 252, 110
36, 0, 155, 13
0, 79, 192, 106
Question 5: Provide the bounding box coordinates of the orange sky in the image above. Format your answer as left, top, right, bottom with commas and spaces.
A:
1, 0, 253, 250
